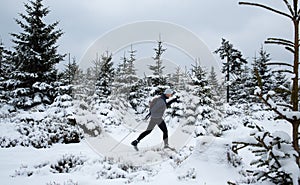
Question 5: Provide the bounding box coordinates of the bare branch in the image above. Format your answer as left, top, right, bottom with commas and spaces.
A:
239, 2, 293, 19
265, 39, 294, 48
267, 37, 294, 45
232, 141, 260, 153
266, 62, 293, 68
284, 46, 295, 53
265, 41, 295, 53
282, 0, 295, 16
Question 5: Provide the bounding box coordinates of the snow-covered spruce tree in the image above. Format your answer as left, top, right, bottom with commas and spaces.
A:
123, 46, 146, 113
171, 66, 187, 90
251, 47, 290, 103
231, 63, 252, 104
208, 67, 218, 95
188, 60, 222, 137
79, 53, 102, 101
115, 45, 139, 99
214, 38, 247, 104
232, 125, 298, 184
115, 52, 128, 84
148, 37, 167, 86
273, 71, 290, 102
62, 55, 80, 86
0, 40, 12, 103
8, 0, 64, 109
94, 51, 114, 103
250, 47, 273, 101
56, 55, 81, 99
190, 59, 212, 106
208, 66, 226, 106
126, 45, 139, 85
91, 52, 122, 126
128, 78, 149, 114
240, 0, 300, 167
0, 39, 5, 79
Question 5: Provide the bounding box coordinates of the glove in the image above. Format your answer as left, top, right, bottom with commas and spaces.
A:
166, 96, 180, 107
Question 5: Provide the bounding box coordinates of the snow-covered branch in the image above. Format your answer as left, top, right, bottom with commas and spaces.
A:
255, 87, 297, 123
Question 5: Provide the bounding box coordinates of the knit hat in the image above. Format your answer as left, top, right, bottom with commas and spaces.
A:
164, 88, 173, 95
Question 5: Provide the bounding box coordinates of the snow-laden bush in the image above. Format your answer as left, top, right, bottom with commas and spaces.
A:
91, 101, 122, 127
11, 154, 86, 178
177, 168, 197, 181
0, 136, 18, 147
1, 120, 83, 149
15, 118, 83, 148
232, 125, 299, 184
96, 157, 156, 183
193, 105, 222, 137
50, 154, 86, 173
11, 164, 34, 177
0, 102, 83, 149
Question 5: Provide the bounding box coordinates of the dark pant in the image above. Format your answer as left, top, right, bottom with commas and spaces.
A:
136, 117, 168, 145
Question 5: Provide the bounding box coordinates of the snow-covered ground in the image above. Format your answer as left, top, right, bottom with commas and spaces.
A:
0, 138, 241, 185
0, 103, 296, 185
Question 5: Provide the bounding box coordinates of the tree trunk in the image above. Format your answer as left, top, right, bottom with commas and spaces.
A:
292, 3, 299, 165
292, 19, 299, 112
292, 121, 300, 163
227, 57, 230, 103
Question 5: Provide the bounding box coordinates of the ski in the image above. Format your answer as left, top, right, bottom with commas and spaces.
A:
164, 145, 176, 152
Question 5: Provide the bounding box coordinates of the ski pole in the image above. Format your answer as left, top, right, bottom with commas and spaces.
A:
109, 119, 145, 152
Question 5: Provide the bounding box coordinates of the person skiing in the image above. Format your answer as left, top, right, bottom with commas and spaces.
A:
131, 88, 178, 149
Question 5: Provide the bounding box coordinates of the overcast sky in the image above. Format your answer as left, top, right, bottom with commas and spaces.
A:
0, 0, 294, 71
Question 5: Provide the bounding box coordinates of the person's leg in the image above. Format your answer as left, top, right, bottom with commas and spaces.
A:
158, 120, 168, 146
132, 118, 159, 145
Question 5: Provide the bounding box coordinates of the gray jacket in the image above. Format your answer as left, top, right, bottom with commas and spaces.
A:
150, 96, 167, 118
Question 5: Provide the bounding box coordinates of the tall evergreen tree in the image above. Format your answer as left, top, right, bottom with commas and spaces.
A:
149, 38, 166, 76
115, 45, 138, 85
57, 55, 81, 97
190, 59, 212, 106
252, 47, 272, 94
171, 66, 186, 90
63, 55, 80, 85
274, 71, 290, 102
94, 51, 114, 103
208, 66, 223, 104
0, 40, 8, 102
231, 64, 252, 103
215, 38, 247, 103
208, 67, 219, 93
0, 39, 10, 80
115, 52, 128, 83
0, 39, 16, 103
92, 53, 102, 81
9, 0, 64, 108
148, 37, 167, 86
126, 45, 138, 84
